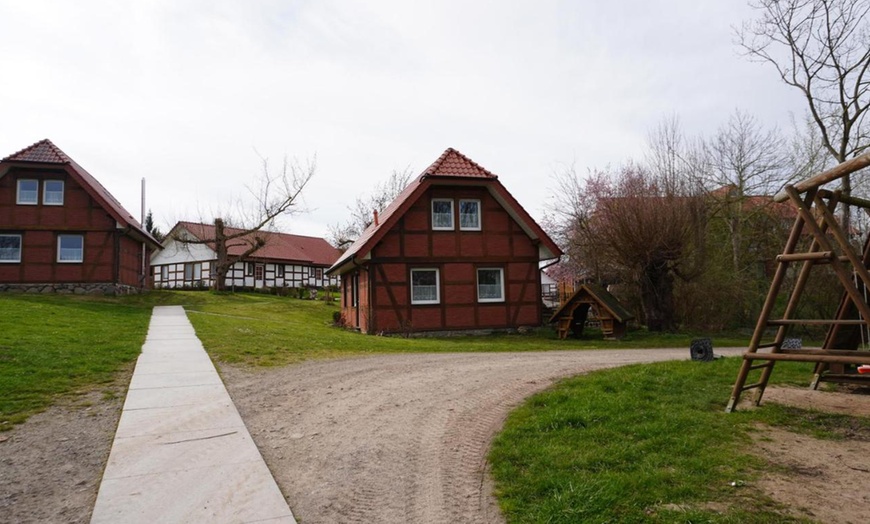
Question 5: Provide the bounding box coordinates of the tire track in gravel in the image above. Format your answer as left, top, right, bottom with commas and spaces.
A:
220, 348, 743, 524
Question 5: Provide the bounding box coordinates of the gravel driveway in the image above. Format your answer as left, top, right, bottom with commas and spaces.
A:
220, 348, 744, 524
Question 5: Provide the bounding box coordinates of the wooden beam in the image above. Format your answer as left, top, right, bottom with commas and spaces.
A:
776, 251, 834, 262
818, 189, 870, 210
774, 152, 870, 202
744, 353, 870, 364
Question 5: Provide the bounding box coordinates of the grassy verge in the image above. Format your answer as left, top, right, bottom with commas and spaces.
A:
489, 357, 867, 523
0, 290, 751, 427
175, 292, 750, 366
0, 294, 153, 430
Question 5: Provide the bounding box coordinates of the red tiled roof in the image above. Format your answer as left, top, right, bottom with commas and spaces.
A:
3, 139, 73, 164
328, 147, 561, 275
423, 148, 497, 178
1, 139, 159, 248
174, 221, 340, 266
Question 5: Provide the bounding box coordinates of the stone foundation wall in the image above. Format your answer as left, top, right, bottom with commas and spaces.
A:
0, 283, 143, 296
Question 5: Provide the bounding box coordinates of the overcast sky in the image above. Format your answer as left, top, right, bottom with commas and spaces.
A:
0, 1, 807, 238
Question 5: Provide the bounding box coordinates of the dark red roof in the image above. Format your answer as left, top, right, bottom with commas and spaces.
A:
423, 148, 497, 178
174, 221, 340, 266
3, 139, 73, 164
328, 147, 561, 275
1, 139, 159, 248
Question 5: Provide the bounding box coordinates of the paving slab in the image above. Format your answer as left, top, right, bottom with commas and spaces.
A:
91, 305, 295, 524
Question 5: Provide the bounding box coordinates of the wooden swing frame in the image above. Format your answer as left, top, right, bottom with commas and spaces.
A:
726, 152, 870, 412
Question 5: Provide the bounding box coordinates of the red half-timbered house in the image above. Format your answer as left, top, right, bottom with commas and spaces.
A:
0, 139, 160, 294
327, 148, 562, 334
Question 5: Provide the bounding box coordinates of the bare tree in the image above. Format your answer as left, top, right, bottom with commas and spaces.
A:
697, 110, 791, 271
548, 119, 707, 331
566, 165, 707, 331
178, 155, 316, 291
738, 0, 870, 226
328, 167, 413, 250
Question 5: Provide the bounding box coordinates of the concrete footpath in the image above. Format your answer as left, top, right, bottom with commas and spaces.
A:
91, 306, 296, 523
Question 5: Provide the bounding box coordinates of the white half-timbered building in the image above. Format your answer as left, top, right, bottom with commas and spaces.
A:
151, 221, 340, 289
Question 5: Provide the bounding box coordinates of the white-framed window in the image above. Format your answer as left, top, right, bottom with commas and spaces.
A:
411, 268, 440, 304
160, 265, 168, 280
431, 199, 454, 230
246, 262, 254, 276
184, 262, 202, 281
276, 265, 285, 278
477, 268, 505, 302
16, 179, 38, 205
459, 199, 481, 230
43, 180, 64, 205
0, 234, 22, 263
57, 234, 84, 263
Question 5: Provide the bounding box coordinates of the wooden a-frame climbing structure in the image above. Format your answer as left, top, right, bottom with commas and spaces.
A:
726, 152, 870, 413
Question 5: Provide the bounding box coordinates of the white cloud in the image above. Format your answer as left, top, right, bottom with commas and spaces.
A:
0, 0, 805, 236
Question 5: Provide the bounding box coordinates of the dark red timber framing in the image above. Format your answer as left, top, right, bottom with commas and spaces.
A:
0, 139, 160, 294
328, 148, 562, 334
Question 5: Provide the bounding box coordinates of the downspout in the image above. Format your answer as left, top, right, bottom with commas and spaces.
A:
113, 229, 121, 286
140, 178, 146, 290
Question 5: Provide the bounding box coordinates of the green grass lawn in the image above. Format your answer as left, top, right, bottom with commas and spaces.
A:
0, 290, 750, 428
175, 291, 750, 366
3, 290, 865, 522
0, 294, 153, 430
489, 357, 869, 523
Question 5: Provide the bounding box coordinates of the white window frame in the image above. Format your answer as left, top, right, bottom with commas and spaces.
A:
184, 262, 202, 281
477, 267, 505, 303
410, 268, 440, 305
459, 199, 481, 231
276, 264, 285, 278
43, 180, 64, 205
16, 179, 38, 205
160, 265, 168, 280
431, 198, 454, 230
0, 234, 22, 263
57, 234, 84, 263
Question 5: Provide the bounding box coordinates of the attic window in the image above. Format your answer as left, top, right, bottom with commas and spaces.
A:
432, 199, 454, 230
43, 180, 64, 205
459, 199, 481, 230
16, 179, 38, 205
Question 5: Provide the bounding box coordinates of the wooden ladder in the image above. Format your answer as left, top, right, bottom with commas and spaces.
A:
726, 187, 870, 412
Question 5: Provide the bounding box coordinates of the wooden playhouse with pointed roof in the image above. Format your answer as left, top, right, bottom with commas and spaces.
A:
327, 148, 563, 334
549, 284, 635, 340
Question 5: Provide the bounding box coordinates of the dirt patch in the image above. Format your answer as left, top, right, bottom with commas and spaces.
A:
762, 385, 870, 418
6, 350, 870, 523
746, 386, 870, 524
752, 424, 870, 523
0, 382, 128, 524
219, 348, 743, 524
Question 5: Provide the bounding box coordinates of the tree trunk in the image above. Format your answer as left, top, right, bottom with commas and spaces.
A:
213, 218, 228, 292
640, 260, 676, 332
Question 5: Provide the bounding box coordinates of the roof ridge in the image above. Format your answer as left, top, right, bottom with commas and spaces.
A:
2, 138, 73, 164
423, 147, 497, 179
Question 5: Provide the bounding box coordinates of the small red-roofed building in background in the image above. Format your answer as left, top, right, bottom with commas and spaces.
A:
151, 221, 340, 290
